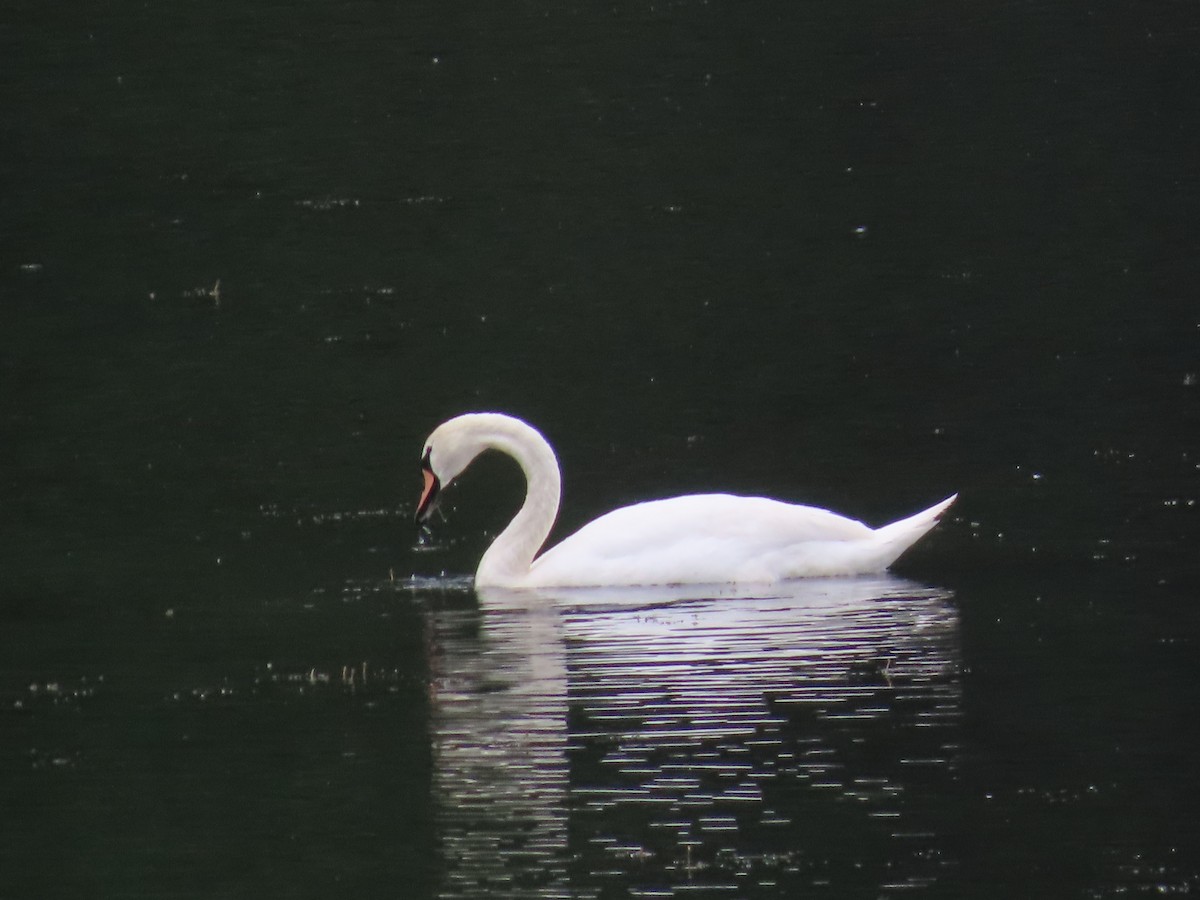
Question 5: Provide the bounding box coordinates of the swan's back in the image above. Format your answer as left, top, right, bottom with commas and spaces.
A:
526, 493, 917, 587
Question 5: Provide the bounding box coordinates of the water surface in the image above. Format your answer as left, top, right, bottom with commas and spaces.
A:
2, 0, 1198, 896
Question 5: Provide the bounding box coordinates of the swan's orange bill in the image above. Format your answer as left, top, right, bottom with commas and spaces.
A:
416, 467, 440, 524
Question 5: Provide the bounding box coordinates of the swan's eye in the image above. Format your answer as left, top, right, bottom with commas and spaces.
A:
421, 447, 433, 470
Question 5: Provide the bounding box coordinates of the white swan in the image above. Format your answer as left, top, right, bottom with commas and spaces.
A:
415, 413, 956, 589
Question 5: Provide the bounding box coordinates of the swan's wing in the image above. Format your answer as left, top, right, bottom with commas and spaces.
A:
526, 494, 874, 587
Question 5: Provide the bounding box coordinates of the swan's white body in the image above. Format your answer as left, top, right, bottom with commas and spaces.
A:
416, 413, 956, 589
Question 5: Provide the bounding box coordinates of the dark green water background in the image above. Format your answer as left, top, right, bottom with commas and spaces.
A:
2, 0, 1198, 896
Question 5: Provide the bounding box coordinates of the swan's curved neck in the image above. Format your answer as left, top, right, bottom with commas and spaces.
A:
472, 418, 562, 587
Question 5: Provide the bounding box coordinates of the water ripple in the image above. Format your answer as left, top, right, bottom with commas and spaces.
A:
427, 576, 961, 897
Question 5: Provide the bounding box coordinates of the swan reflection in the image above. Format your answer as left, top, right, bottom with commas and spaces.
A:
428, 577, 961, 897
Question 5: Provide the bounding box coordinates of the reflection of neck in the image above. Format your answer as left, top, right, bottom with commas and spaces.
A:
431, 601, 569, 894
473, 417, 562, 587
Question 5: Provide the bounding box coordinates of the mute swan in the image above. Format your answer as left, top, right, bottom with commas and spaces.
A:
415, 413, 956, 589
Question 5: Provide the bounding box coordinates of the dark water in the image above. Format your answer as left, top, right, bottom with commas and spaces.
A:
2, 0, 1198, 896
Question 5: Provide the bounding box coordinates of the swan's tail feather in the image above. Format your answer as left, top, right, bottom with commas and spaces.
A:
871, 493, 957, 569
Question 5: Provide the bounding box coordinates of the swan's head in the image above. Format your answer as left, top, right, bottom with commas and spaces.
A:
414, 416, 485, 525
414, 412, 557, 527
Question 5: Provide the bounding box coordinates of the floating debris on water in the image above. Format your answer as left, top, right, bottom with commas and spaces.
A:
257, 504, 404, 527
